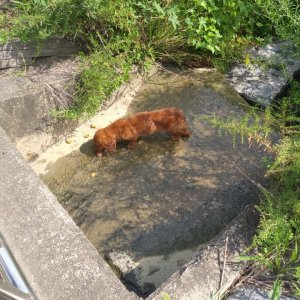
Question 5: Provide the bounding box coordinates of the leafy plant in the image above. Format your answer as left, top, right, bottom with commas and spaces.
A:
161, 292, 172, 300
207, 107, 274, 150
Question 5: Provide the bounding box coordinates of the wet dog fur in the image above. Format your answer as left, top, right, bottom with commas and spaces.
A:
93, 107, 191, 157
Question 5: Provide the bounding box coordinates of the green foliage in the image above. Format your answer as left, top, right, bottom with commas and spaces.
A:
274, 81, 300, 134
1, 0, 269, 52
1, 0, 277, 117
207, 81, 300, 297
2, 0, 299, 117
181, 0, 263, 53
255, 0, 300, 48
1, 0, 274, 118
53, 48, 132, 119
270, 278, 283, 300
161, 292, 172, 300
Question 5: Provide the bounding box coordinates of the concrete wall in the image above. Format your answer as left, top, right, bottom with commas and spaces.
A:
0, 39, 79, 69
0, 126, 137, 300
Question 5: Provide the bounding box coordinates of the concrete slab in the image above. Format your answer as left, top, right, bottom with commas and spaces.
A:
0, 63, 278, 299
0, 38, 79, 69
0, 62, 79, 161
148, 207, 259, 300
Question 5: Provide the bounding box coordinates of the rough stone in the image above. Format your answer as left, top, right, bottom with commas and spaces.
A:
227, 41, 300, 107
226, 64, 286, 107
248, 42, 300, 76
106, 251, 138, 275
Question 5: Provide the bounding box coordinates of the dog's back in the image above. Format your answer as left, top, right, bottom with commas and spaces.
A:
146, 107, 189, 134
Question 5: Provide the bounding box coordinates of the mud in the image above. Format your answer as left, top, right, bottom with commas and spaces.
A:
32, 66, 270, 297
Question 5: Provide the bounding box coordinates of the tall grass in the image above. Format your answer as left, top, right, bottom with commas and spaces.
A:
255, 0, 300, 49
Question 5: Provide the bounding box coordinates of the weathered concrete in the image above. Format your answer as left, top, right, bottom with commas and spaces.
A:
148, 207, 259, 300
0, 126, 138, 300
0, 77, 73, 138
0, 38, 79, 69
0, 60, 283, 299
227, 41, 300, 107
0, 58, 79, 160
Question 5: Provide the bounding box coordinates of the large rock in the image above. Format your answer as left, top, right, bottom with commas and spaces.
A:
227, 42, 300, 107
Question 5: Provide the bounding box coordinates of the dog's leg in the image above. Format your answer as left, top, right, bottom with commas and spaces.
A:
127, 139, 138, 149
171, 126, 191, 141
182, 129, 191, 137
170, 133, 181, 141
148, 120, 157, 135
107, 140, 117, 153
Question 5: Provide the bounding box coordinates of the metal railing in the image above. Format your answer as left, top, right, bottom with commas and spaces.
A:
0, 234, 35, 300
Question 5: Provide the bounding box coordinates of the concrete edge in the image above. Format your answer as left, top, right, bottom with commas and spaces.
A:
0, 125, 138, 300
148, 206, 259, 300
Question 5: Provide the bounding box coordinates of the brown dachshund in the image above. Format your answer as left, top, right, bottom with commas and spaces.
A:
93, 107, 191, 156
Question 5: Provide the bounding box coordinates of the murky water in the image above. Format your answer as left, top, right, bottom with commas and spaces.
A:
38, 66, 269, 296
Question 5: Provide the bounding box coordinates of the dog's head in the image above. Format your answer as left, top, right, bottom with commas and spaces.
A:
93, 129, 116, 157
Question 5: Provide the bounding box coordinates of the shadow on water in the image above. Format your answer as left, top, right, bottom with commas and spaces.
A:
41, 66, 270, 297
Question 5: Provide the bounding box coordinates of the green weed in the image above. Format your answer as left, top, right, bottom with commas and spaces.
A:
207, 81, 300, 297
0, 0, 274, 118
255, 0, 300, 49
2, 0, 299, 118
52, 48, 132, 119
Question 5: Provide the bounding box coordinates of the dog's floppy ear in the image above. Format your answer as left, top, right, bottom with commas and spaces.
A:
107, 140, 116, 152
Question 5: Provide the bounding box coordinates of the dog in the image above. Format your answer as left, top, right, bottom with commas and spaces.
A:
93, 107, 191, 157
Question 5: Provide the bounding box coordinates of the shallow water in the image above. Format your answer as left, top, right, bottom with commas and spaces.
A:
37, 66, 269, 296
